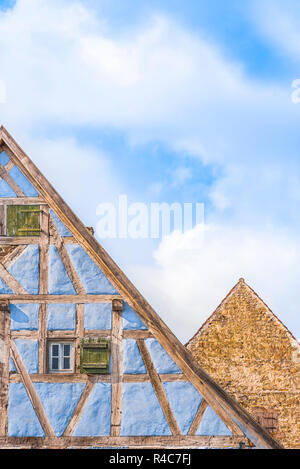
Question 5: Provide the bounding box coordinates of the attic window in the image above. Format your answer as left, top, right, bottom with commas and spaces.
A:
253, 408, 279, 433
80, 337, 110, 374
6, 205, 40, 237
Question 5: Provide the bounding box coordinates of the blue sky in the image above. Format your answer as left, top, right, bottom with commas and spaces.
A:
1, 0, 300, 341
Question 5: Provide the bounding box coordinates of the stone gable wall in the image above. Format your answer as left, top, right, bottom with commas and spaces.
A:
187, 280, 300, 448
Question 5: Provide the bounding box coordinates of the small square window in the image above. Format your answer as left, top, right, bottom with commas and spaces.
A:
48, 341, 74, 373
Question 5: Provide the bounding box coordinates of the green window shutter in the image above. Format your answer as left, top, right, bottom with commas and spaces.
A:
7, 205, 40, 237
80, 338, 110, 374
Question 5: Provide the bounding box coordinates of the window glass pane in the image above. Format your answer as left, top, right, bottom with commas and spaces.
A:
63, 344, 70, 357
63, 357, 70, 369
52, 357, 59, 370
52, 344, 59, 356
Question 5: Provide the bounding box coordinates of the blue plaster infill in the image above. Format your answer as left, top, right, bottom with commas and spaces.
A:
9, 357, 17, 374
8, 383, 44, 437
123, 340, 147, 374
121, 383, 172, 436
0, 178, 16, 197
47, 303, 76, 330
0, 151, 10, 166
9, 339, 38, 374
144, 339, 181, 374
66, 244, 119, 295
196, 406, 232, 436
34, 382, 86, 437
48, 245, 76, 295
10, 303, 39, 331
73, 383, 111, 436
9, 165, 39, 197
163, 382, 202, 435
0, 276, 13, 294
7, 245, 40, 295
49, 209, 72, 237
122, 302, 147, 330
84, 303, 111, 330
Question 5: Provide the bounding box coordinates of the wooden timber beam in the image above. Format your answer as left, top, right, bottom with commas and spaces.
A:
0, 301, 10, 436
110, 299, 123, 437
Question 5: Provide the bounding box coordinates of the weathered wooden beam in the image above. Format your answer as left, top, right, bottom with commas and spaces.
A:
137, 339, 182, 436
0, 237, 40, 245
9, 373, 111, 383
9, 373, 187, 384
0, 198, 45, 205
122, 330, 153, 339
11, 331, 39, 339
4, 160, 14, 172
122, 373, 186, 383
0, 205, 5, 236
0, 301, 10, 436
75, 303, 84, 372
38, 205, 49, 374
38, 304, 47, 374
110, 299, 123, 437
0, 435, 252, 449
39, 205, 49, 295
0, 295, 119, 303
84, 330, 111, 338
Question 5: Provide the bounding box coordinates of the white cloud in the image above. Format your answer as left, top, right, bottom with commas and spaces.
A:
0, 0, 292, 149
17, 134, 123, 226
128, 224, 300, 343
251, 0, 300, 61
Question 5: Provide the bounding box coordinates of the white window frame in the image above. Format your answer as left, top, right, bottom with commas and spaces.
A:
48, 341, 75, 373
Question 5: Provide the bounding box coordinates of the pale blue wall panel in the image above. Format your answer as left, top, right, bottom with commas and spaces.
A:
10, 303, 39, 331
120, 383, 171, 436
8, 383, 44, 437
144, 339, 181, 374
8, 245, 40, 294
122, 302, 147, 330
9, 339, 38, 374
0, 179, 16, 197
196, 406, 232, 436
47, 303, 76, 330
0, 276, 14, 294
163, 382, 202, 434
48, 245, 76, 294
34, 383, 86, 437
49, 209, 72, 237
73, 383, 111, 436
84, 303, 111, 330
123, 340, 147, 374
66, 244, 118, 294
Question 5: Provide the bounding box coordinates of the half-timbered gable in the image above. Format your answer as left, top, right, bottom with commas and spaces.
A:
0, 126, 282, 449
